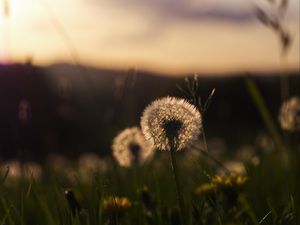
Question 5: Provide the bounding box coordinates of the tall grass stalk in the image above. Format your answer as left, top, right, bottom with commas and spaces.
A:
245, 76, 286, 152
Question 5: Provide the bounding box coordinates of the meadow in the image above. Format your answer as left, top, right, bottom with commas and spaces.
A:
0, 75, 299, 225
1, 0, 299, 223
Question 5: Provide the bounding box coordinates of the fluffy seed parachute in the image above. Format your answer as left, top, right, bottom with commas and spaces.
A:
141, 97, 202, 151
112, 127, 154, 167
279, 96, 300, 132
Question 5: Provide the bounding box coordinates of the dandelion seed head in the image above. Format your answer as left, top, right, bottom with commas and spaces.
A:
279, 96, 300, 132
141, 97, 202, 151
112, 127, 154, 167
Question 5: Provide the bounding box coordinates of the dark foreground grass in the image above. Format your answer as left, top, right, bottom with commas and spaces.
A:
0, 148, 299, 225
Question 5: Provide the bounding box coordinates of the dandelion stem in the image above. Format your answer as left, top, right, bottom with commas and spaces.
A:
169, 141, 185, 224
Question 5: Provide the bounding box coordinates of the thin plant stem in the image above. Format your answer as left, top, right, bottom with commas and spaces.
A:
245, 76, 287, 152
201, 125, 209, 153
169, 141, 185, 224
200, 88, 216, 152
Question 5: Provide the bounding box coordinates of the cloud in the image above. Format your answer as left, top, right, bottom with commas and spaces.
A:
92, 0, 257, 23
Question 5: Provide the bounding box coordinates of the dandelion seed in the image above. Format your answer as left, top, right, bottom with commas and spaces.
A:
141, 97, 202, 151
112, 127, 154, 167
279, 96, 300, 132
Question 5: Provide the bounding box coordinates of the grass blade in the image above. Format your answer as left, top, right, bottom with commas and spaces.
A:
245, 75, 286, 152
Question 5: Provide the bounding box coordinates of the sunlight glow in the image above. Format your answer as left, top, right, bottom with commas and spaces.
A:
1, 0, 299, 74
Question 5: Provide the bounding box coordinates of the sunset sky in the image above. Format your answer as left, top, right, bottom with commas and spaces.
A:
0, 0, 299, 75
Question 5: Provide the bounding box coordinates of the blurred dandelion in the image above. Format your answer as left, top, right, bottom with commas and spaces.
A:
279, 96, 300, 132
141, 96, 201, 151
23, 161, 42, 179
112, 127, 154, 167
4, 160, 21, 179
235, 145, 255, 161
46, 153, 70, 173
1, 160, 42, 184
235, 145, 260, 166
217, 161, 246, 175
255, 132, 275, 153
78, 152, 108, 181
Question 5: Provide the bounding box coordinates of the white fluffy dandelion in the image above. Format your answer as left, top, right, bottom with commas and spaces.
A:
141, 97, 202, 151
112, 127, 154, 167
279, 96, 300, 132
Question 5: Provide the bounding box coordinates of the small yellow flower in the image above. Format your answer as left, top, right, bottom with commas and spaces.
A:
103, 196, 131, 214
195, 183, 217, 196
195, 173, 248, 197
211, 173, 248, 188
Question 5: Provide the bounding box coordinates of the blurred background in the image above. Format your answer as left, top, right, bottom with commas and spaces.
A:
0, 0, 299, 161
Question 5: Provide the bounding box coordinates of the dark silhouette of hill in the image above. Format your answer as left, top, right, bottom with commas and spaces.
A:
0, 63, 299, 161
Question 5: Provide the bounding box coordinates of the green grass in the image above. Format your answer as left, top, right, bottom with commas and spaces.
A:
0, 147, 299, 225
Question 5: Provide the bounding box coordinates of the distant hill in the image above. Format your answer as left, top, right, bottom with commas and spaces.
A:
0, 63, 299, 160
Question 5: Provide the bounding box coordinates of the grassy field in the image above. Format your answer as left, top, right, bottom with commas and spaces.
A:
0, 148, 299, 225
0, 77, 299, 225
